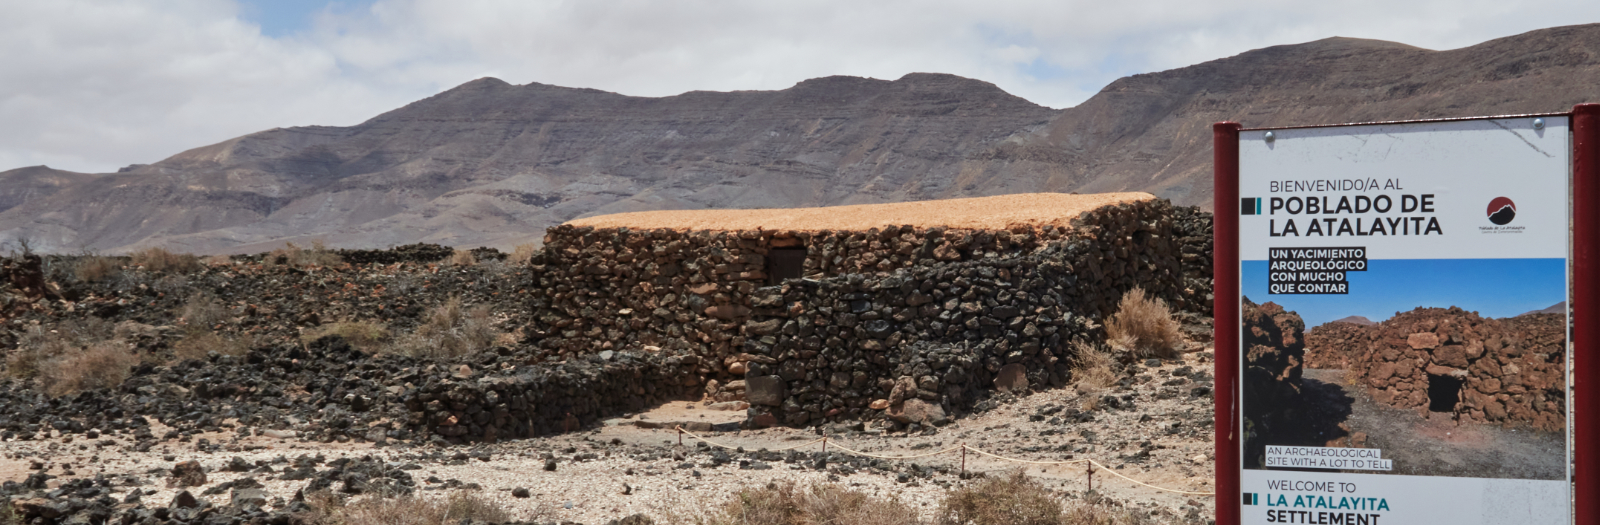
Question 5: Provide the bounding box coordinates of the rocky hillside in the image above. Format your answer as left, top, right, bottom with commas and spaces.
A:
5, 24, 1600, 254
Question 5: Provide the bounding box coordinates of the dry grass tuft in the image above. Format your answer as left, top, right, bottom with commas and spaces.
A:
1070, 341, 1119, 392
7, 326, 70, 379
179, 294, 231, 333
296, 490, 512, 525
170, 331, 253, 362
73, 255, 122, 282
302, 320, 391, 353
938, 471, 1154, 525
938, 470, 1065, 525
294, 490, 345, 523
203, 254, 234, 266
508, 243, 538, 264
1061, 493, 1157, 525
5, 318, 116, 379
38, 340, 139, 397
386, 296, 500, 360
448, 249, 477, 267
698, 482, 925, 525
269, 240, 344, 267
130, 247, 203, 273
0, 500, 18, 525
1104, 287, 1183, 359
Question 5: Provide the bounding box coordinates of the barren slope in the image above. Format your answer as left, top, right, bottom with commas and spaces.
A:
5, 24, 1600, 253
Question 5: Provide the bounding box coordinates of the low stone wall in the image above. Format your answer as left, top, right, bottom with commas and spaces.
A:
739, 200, 1189, 427
400, 350, 699, 442
1350, 308, 1565, 430
1171, 205, 1214, 317
1303, 321, 1371, 369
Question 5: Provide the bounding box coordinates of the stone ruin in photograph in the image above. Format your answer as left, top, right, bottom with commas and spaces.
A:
452, 192, 1219, 435
1304, 307, 1567, 431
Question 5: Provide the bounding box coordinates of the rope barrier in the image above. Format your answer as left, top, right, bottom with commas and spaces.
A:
675, 426, 826, 452
825, 440, 965, 460
963, 445, 1215, 496
670, 425, 1214, 496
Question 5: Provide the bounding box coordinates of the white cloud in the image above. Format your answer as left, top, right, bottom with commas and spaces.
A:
4, 0, 1599, 174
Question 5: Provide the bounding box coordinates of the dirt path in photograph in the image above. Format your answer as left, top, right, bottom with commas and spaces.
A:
1301, 368, 1565, 480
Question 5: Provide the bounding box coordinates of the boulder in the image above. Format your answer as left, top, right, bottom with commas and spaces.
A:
745, 376, 787, 406
994, 364, 1029, 393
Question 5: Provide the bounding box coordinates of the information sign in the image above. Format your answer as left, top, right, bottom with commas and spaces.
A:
1212, 111, 1600, 525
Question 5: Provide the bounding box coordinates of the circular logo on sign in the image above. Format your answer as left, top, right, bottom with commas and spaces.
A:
1487, 197, 1517, 225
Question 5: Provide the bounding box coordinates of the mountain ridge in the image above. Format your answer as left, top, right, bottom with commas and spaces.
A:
6, 24, 1600, 254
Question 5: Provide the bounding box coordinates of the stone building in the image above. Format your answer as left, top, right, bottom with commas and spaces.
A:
1307, 307, 1566, 431
520, 192, 1212, 428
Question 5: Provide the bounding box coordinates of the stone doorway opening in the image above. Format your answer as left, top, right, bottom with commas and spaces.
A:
767, 247, 807, 285
1427, 373, 1464, 412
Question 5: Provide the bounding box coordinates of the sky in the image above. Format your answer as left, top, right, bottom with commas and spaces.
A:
4, 1, 1600, 175
1242, 259, 1567, 327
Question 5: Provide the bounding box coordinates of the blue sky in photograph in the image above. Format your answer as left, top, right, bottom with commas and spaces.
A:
1241, 258, 1566, 327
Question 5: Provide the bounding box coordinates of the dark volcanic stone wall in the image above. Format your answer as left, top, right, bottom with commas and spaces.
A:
0, 335, 697, 447
1239, 297, 1305, 466
738, 200, 1188, 427
1172, 205, 1214, 316
401, 350, 698, 443
524, 200, 1211, 401
524, 220, 1072, 366
1349, 308, 1565, 430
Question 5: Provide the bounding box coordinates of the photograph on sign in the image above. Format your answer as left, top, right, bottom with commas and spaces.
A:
1234, 117, 1570, 525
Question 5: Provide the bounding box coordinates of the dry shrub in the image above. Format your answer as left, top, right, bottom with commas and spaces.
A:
179, 293, 230, 333
939, 471, 1154, 525
1070, 341, 1119, 392
1061, 493, 1155, 525
448, 249, 477, 267
38, 340, 139, 397
170, 331, 253, 362
387, 296, 500, 360
1, 501, 18, 525
1103, 287, 1183, 359
130, 247, 203, 273
508, 243, 538, 264
301, 491, 512, 525
7, 326, 71, 379
302, 321, 391, 353
294, 490, 345, 524
938, 470, 1065, 525
270, 240, 344, 267
436, 491, 513, 524
203, 254, 233, 266
700, 482, 925, 525
73, 255, 122, 282
6, 318, 115, 379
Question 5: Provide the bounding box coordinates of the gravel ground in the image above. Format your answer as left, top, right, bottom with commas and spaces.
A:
0, 349, 1217, 524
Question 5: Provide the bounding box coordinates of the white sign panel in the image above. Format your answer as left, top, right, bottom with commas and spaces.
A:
1236, 117, 1570, 525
